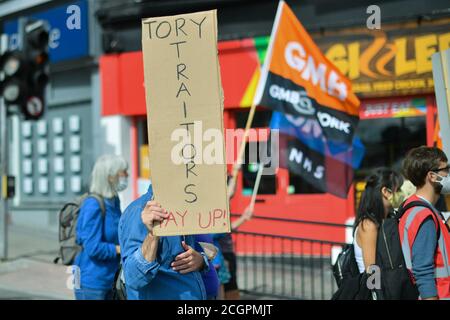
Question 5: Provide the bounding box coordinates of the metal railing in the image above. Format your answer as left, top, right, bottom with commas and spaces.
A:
232, 214, 351, 300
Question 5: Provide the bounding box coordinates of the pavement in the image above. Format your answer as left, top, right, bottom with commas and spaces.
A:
0, 224, 74, 300
0, 223, 270, 300
0, 258, 73, 300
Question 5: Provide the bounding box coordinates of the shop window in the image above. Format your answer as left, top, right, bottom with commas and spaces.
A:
235, 109, 273, 129
235, 109, 327, 195
242, 141, 276, 195
231, 109, 276, 195
353, 116, 425, 211
288, 171, 326, 195
355, 116, 426, 178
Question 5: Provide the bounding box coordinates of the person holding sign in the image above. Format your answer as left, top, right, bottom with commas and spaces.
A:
118, 185, 210, 300
132, 8, 228, 300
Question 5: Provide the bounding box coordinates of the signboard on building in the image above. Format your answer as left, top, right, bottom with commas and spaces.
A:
141, 10, 230, 236
2, 0, 89, 62
315, 18, 450, 98
360, 97, 427, 119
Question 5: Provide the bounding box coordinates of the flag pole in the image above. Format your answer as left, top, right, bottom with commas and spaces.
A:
249, 163, 264, 212
227, 102, 258, 197
227, 1, 284, 197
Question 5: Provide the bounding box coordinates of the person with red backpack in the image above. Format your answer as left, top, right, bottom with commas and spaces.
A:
401, 146, 450, 300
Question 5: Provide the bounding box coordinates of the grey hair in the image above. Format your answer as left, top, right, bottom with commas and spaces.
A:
89, 154, 128, 198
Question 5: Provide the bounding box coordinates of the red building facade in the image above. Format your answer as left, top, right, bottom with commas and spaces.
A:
100, 19, 449, 250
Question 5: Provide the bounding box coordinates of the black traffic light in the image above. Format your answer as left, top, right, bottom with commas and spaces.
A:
23, 20, 49, 120
0, 50, 28, 106
0, 18, 49, 120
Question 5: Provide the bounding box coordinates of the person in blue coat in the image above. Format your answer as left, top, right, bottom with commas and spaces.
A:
74, 154, 129, 300
118, 184, 209, 300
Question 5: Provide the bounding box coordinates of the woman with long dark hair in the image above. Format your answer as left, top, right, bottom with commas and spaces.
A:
353, 168, 405, 274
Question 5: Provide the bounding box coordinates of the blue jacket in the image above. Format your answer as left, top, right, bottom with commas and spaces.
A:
118, 185, 207, 300
74, 196, 121, 290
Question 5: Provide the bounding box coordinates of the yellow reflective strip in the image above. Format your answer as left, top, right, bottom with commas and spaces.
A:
1, 175, 6, 199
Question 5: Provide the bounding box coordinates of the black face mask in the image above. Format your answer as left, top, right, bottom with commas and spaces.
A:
433, 181, 443, 195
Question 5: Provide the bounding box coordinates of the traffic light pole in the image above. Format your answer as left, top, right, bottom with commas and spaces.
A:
0, 17, 48, 260
0, 95, 8, 261
0, 19, 27, 261
0, 31, 9, 261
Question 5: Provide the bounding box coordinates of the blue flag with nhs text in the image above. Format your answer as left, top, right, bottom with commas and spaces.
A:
270, 111, 365, 169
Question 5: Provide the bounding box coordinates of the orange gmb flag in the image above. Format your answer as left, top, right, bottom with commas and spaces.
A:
254, 1, 361, 144
434, 119, 443, 149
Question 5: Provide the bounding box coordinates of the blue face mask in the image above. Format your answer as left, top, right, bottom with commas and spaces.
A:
116, 177, 128, 192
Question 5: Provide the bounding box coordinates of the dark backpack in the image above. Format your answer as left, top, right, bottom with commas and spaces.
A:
332, 243, 373, 300
332, 244, 360, 288
374, 200, 439, 300
54, 193, 105, 266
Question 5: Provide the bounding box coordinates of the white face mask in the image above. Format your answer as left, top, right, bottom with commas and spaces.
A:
116, 176, 128, 192
435, 173, 450, 194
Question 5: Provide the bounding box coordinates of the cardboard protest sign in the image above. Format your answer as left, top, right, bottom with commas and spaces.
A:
141, 10, 230, 236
